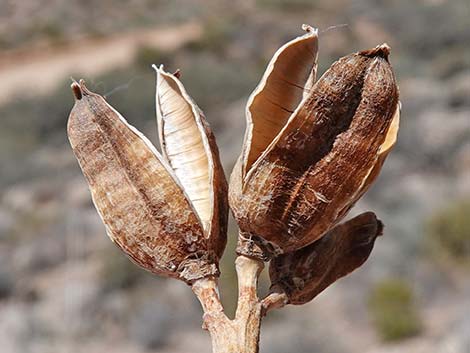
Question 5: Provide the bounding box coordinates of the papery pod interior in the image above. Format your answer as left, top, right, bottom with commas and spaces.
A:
67, 80, 218, 283
241, 24, 319, 178
229, 25, 319, 259
155, 66, 228, 259
230, 35, 399, 260
269, 212, 383, 305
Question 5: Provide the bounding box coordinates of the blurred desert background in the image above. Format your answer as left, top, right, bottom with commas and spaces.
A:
0, 0, 469, 352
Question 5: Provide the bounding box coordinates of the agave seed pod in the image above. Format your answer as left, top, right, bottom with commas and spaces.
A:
269, 212, 383, 305
229, 25, 400, 260
67, 76, 227, 284
155, 65, 228, 259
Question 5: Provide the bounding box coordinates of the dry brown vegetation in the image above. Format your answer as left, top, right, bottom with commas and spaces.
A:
0, 0, 469, 352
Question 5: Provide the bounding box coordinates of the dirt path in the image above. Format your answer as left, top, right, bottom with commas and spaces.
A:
0, 22, 202, 104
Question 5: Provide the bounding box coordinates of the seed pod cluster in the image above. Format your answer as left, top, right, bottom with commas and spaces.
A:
269, 212, 383, 305
67, 72, 228, 284
229, 25, 400, 260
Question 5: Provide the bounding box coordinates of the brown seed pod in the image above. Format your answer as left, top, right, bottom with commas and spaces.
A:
269, 212, 383, 305
67, 78, 227, 284
229, 25, 399, 260
155, 66, 228, 259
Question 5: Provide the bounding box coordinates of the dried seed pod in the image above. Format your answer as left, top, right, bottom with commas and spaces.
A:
67, 79, 226, 284
155, 66, 228, 259
269, 212, 383, 305
229, 25, 399, 260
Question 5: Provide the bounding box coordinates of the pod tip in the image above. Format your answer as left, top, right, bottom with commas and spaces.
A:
172, 69, 181, 79
302, 24, 318, 35
153, 64, 164, 71
71, 81, 82, 100
376, 219, 384, 237
377, 43, 391, 57
359, 43, 391, 60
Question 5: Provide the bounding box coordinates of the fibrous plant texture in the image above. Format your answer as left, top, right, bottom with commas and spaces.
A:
67, 24, 400, 353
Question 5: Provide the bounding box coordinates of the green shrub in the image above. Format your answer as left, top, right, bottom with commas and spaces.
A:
369, 279, 422, 342
426, 200, 470, 264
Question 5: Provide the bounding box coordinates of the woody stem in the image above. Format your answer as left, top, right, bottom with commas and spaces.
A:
192, 256, 264, 353
261, 289, 289, 315
234, 255, 264, 353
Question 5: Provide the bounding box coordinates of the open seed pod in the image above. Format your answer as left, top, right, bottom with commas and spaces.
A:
269, 212, 383, 305
155, 65, 228, 259
229, 25, 400, 260
67, 76, 227, 284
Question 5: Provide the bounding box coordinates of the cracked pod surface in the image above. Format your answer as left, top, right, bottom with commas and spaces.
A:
67, 77, 227, 284
229, 25, 400, 260
269, 212, 383, 305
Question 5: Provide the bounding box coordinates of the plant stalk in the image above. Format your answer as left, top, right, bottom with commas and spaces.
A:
192, 255, 265, 353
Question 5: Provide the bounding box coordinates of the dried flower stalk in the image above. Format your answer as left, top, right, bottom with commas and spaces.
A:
67, 24, 400, 353
193, 255, 264, 353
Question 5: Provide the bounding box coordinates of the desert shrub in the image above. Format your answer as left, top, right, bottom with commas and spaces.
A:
0, 34, 8, 49
99, 245, 150, 293
0, 271, 14, 300
37, 20, 65, 43
369, 279, 422, 341
128, 300, 171, 349
134, 45, 172, 69
184, 18, 235, 54
256, 0, 318, 11
426, 200, 470, 264
181, 54, 258, 112
0, 79, 73, 145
